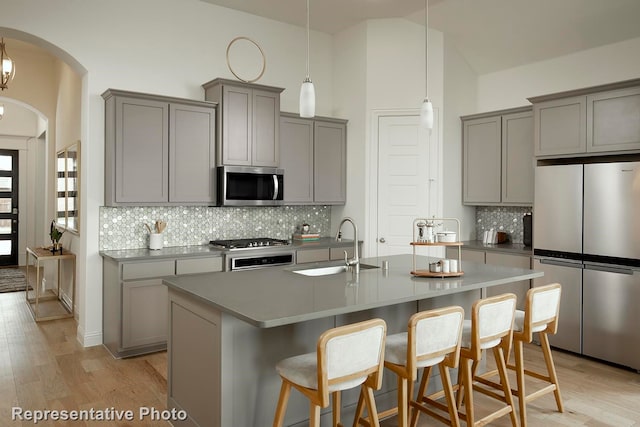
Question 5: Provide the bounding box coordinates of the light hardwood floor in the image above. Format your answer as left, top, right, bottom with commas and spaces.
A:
2, 290, 640, 426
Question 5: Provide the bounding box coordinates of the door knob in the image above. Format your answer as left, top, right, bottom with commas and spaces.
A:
379, 237, 386, 243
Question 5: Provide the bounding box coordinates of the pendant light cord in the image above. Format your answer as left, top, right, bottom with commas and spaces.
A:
425, 0, 429, 99
306, 0, 310, 80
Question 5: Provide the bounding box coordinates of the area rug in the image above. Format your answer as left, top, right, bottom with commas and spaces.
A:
0, 268, 29, 293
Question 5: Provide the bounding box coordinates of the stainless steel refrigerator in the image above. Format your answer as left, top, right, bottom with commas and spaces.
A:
533, 161, 640, 370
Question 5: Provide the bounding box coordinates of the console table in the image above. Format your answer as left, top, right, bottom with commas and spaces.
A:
25, 246, 76, 321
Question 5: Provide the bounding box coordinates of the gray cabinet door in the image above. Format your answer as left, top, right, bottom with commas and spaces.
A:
222, 84, 252, 166
314, 120, 347, 204
485, 252, 531, 310
252, 89, 280, 167
169, 103, 216, 203
501, 111, 534, 204
533, 96, 586, 157
587, 86, 640, 153
122, 279, 168, 348
463, 116, 501, 204
280, 115, 314, 203
113, 96, 169, 204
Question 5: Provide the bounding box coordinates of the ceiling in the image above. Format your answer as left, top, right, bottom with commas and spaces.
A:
199, 0, 640, 74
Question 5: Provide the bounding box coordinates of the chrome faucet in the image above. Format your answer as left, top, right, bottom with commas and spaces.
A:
335, 217, 359, 273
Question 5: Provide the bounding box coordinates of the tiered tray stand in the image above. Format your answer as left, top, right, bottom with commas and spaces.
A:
410, 217, 464, 278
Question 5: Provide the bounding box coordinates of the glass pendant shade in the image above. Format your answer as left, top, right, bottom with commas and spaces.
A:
0, 39, 15, 91
300, 78, 315, 118
0, 104, 4, 119
420, 98, 433, 129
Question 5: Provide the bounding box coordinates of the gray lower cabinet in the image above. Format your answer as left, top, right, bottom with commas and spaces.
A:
280, 113, 348, 205
484, 252, 531, 310
530, 79, 640, 157
202, 78, 284, 167
103, 89, 216, 206
295, 246, 357, 264
446, 247, 531, 310
462, 107, 533, 206
103, 255, 223, 358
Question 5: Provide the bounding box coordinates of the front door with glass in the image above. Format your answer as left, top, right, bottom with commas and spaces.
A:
0, 150, 18, 266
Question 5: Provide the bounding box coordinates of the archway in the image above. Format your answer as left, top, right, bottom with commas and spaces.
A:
0, 28, 86, 340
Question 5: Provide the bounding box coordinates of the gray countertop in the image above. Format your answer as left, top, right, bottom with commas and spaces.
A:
99, 237, 357, 262
162, 254, 543, 328
461, 240, 533, 256
100, 245, 224, 261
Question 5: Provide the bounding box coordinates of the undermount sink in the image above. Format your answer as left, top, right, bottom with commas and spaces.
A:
292, 263, 379, 276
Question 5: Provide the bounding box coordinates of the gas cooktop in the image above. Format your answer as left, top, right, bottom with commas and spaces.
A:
209, 238, 290, 250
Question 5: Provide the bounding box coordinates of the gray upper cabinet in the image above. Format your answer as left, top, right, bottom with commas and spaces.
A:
502, 111, 534, 204
587, 86, 640, 153
169, 103, 217, 204
314, 120, 347, 204
463, 115, 502, 204
462, 107, 533, 206
280, 114, 314, 203
103, 89, 216, 206
280, 113, 348, 205
533, 96, 586, 157
529, 78, 640, 158
202, 78, 284, 167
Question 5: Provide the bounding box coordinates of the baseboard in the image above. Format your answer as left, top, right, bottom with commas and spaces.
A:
77, 324, 103, 347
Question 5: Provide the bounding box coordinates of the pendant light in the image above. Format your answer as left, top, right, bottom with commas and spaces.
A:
0, 38, 16, 91
0, 105, 4, 119
420, 0, 433, 129
299, 0, 315, 118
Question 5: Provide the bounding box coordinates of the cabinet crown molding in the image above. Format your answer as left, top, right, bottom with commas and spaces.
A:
201, 77, 284, 93
101, 88, 217, 108
527, 77, 640, 103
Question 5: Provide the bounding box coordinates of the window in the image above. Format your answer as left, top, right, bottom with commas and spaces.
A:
56, 141, 80, 234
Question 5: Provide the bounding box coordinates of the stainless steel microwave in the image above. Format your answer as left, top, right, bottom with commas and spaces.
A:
217, 165, 284, 206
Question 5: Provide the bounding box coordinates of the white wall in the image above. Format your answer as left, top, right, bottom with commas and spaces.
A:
442, 37, 476, 240
1, 0, 336, 347
332, 22, 367, 240
477, 36, 640, 112
332, 19, 446, 252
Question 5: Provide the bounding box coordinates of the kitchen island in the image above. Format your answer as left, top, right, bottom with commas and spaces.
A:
162, 254, 543, 427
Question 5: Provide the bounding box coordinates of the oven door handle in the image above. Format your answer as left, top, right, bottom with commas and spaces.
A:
272, 174, 279, 200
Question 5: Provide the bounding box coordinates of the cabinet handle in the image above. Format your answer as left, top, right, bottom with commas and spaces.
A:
379, 237, 386, 243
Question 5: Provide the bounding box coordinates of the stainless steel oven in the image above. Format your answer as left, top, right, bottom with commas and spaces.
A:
210, 238, 295, 271
227, 252, 295, 271
217, 165, 284, 206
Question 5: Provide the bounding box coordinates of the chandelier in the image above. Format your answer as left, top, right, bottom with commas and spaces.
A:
0, 38, 16, 91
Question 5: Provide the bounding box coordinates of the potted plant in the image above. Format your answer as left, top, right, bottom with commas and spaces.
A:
50, 220, 65, 253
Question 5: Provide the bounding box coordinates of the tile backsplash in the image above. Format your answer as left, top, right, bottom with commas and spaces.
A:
475, 206, 532, 244
99, 205, 331, 250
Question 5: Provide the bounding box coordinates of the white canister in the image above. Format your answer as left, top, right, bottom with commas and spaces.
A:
441, 259, 450, 273
149, 233, 163, 250
449, 259, 458, 273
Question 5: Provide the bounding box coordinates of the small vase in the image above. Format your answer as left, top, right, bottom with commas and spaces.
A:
51, 242, 62, 254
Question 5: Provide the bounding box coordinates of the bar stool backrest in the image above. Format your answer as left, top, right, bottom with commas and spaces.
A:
411, 306, 464, 371
318, 318, 386, 397
474, 293, 517, 353
526, 283, 562, 338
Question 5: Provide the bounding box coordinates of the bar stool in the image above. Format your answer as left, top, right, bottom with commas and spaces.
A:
509, 283, 563, 427
354, 306, 465, 427
456, 293, 519, 427
272, 318, 387, 427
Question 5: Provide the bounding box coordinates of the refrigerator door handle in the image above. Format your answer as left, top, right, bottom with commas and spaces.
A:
537, 258, 584, 269
584, 262, 634, 275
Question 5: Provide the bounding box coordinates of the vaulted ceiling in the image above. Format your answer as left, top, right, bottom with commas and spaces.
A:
199, 0, 640, 74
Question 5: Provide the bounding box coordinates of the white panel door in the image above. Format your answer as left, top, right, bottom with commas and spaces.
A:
377, 114, 439, 257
